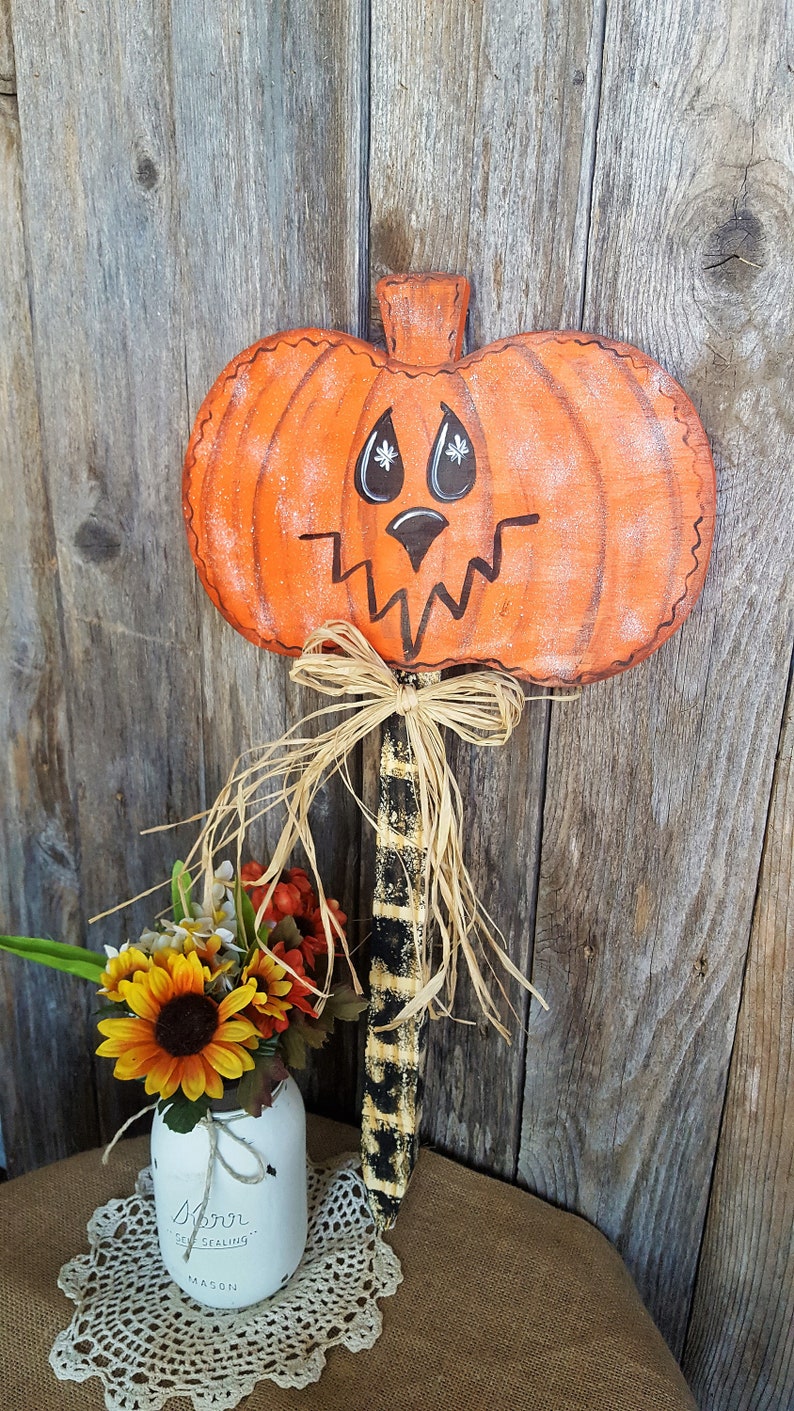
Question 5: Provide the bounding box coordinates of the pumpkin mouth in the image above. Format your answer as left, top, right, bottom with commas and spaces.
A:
300, 512, 539, 662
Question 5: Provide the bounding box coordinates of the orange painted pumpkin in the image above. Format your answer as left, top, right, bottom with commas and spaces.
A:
184, 274, 715, 685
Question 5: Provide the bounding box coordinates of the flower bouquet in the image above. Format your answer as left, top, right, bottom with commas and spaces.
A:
2, 857, 362, 1127
1, 856, 365, 1308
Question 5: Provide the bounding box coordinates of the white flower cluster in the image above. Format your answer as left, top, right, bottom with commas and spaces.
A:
103, 862, 246, 981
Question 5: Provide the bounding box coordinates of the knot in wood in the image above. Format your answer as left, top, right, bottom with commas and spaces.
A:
394, 683, 420, 715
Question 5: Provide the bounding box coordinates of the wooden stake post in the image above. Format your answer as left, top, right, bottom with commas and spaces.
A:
361, 671, 439, 1230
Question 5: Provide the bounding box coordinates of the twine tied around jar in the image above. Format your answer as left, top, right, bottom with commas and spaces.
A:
102, 1105, 271, 1262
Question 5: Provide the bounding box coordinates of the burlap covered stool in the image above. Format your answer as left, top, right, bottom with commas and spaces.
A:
0, 1115, 696, 1410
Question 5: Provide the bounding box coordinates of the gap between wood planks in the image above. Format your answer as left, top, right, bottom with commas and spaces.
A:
680, 641, 794, 1350
577, 0, 609, 329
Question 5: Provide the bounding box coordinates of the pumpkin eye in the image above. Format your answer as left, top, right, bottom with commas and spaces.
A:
426, 403, 476, 502
355, 408, 405, 504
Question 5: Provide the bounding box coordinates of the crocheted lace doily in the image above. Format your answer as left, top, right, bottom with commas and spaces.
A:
50, 1156, 403, 1411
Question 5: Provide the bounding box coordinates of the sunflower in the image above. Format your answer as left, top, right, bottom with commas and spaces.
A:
96, 949, 259, 1101
241, 942, 318, 1040
98, 946, 150, 1001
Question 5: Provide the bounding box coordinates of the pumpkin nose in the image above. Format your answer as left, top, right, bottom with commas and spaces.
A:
386, 507, 449, 572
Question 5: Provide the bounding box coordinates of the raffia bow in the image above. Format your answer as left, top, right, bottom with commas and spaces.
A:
136, 622, 579, 1037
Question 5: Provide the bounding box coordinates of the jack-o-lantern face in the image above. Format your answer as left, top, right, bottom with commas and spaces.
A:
184, 274, 715, 685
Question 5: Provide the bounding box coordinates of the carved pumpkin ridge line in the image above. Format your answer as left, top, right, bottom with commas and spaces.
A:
602, 515, 706, 676
203, 349, 329, 624
589, 368, 714, 676
560, 341, 682, 674
512, 342, 609, 675
182, 405, 213, 564
605, 347, 684, 650
249, 342, 343, 627
183, 336, 349, 615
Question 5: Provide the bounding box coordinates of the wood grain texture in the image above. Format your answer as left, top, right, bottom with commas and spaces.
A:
0, 93, 98, 1173
519, 0, 794, 1358
369, 0, 606, 1176
169, 0, 368, 1121
683, 670, 794, 1410
0, 0, 13, 95
11, 1, 207, 1141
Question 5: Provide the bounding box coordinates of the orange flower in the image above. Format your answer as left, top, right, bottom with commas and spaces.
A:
241, 861, 347, 970
297, 899, 348, 969
271, 942, 318, 1019
242, 863, 312, 923
241, 942, 318, 1040
96, 950, 258, 1102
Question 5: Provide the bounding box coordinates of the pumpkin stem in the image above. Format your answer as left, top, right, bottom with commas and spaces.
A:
376, 273, 470, 366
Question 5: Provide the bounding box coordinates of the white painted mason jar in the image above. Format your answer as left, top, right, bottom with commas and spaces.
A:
150, 1076, 308, 1310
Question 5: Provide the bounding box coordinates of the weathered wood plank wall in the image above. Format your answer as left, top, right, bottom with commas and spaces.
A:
684, 673, 793, 1410
520, 0, 794, 1364
0, 64, 96, 1169
0, 2, 791, 1407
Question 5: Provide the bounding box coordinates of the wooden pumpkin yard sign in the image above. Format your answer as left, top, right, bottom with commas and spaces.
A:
183, 273, 716, 1229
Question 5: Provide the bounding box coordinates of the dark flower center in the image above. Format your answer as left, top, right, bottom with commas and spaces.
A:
155, 993, 218, 1057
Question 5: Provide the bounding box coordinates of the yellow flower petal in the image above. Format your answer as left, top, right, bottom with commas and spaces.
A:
98, 947, 150, 999
159, 1067, 182, 1100
172, 950, 209, 997
153, 947, 183, 971
201, 1059, 224, 1100
143, 1054, 178, 1097
218, 980, 257, 1021
146, 964, 174, 1004
118, 980, 161, 1022
203, 1043, 245, 1079
180, 1053, 207, 1101
215, 1018, 257, 1043
114, 1047, 159, 1081
96, 1016, 154, 1045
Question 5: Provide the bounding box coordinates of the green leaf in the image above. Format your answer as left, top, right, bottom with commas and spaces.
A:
158, 1091, 212, 1133
0, 934, 106, 982
323, 985, 368, 1024
171, 860, 192, 924
267, 915, 302, 949
235, 877, 260, 952
279, 1022, 309, 1071
298, 1017, 331, 1050
95, 1000, 127, 1020
237, 1041, 289, 1118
